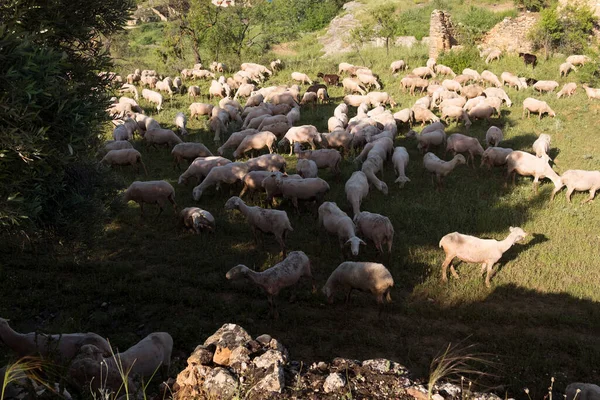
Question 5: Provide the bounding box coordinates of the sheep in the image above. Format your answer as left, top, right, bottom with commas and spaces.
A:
345, 171, 369, 217
582, 84, 600, 99
392, 147, 410, 187
461, 84, 484, 99
445, 134, 484, 168
361, 155, 388, 195
296, 158, 318, 178
338, 62, 355, 74
409, 78, 429, 95
485, 126, 503, 148
354, 211, 394, 255
178, 157, 231, 186
355, 137, 393, 164
438, 97, 467, 110
366, 91, 396, 108
209, 80, 225, 99
406, 128, 446, 153
522, 98, 556, 119
300, 91, 318, 107
260, 121, 290, 138
274, 176, 330, 213
245, 93, 264, 108
481, 70, 502, 88
175, 112, 188, 136
321, 130, 352, 154
357, 72, 381, 90
279, 125, 321, 155
239, 170, 278, 200
246, 154, 286, 173
259, 172, 302, 205
423, 152, 466, 189
483, 96, 502, 116
144, 128, 183, 148
342, 77, 367, 95
0, 318, 111, 362
435, 64, 456, 77
559, 62, 576, 77
394, 108, 415, 126
104, 140, 133, 152
412, 106, 440, 125
322, 262, 393, 309
441, 106, 472, 130
232, 131, 277, 159
532, 133, 552, 164
209, 116, 227, 145
483, 87, 512, 107
548, 169, 600, 204
141, 89, 163, 112
501, 72, 526, 90
390, 60, 407, 73
112, 123, 133, 141
295, 147, 342, 175
481, 147, 513, 169
412, 66, 436, 79
101, 149, 148, 175
180, 207, 215, 233
286, 106, 301, 127
118, 83, 139, 100
291, 72, 313, 85
318, 202, 365, 258
270, 59, 283, 71
155, 80, 173, 97
234, 83, 256, 99
557, 82, 577, 98
216, 129, 258, 156
220, 98, 243, 113
468, 104, 495, 123
226, 251, 314, 319
506, 150, 562, 192
343, 95, 370, 107
192, 162, 250, 201
439, 227, 528, 287
566, 55, 591, 66
243, 108, 272, 128
124, 180, 177, 217
485, 49, 502, 64
533, 80, 559, 93
519, 52, 537, 68
172, 142, 213, 169
225, 196, 293, 256
328, 116, 345, 132
189, 102, 214, 119
442, 79, 461, 92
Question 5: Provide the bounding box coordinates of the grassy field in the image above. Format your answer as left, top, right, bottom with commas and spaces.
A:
2, 44, 600, 398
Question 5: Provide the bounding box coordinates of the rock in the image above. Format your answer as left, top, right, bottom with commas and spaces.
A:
256, 334, 272, 345
432, 394, 445, 400
203, 367, 238, 400
253, 364, 285, 394
187, 344, 215, 366
268, 338, 288, 360
213, 346, 232, 366
323, 372, 346, 393
429, 9, 459, 58
438, 382, 462, 397
362, 358, 391, 373
254, 350, 284, 370
481, 13, 538, 54
205, 324, 252, 367
407, 386, 429, 400
317, 361, 328, 372
229, 346, 250, 373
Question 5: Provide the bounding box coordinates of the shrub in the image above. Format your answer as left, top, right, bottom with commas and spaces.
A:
437, 46, 483, 74
455, 7, 518, 41
513, 0, 549, 12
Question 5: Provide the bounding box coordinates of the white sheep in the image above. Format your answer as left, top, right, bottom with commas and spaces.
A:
533, 80, 560, 93
296, 158, 318, 179
522, 98, 556, 119
445, 134, 484, 168
435, 64, 456, 77
0, 318, 111, 362
144, 128, 183, 149
559, 62, 576, 77
485, 49, 502, 64
566, 55, 591, 66
189, 102, 213, 119
209, 116, 227, 145
412, 106, 440, 125
178, 156, 231, 185
468, 104, 495, 123
322, 262, 393, 308
354, 211, 394, 256
246, 153, 286, 172
192, 162, 250, 201
483, 87, 512, 107
279, 125, 322, 155
124, 180, 177, 217
441, 106, 472, 130
357, 72, 381, 90
318, 201, 365, 258
392, 147, 410, 187
104, 140, 133, 152
481, 147, 513, 169
209, 80, 225, 99
532, 133, 552, 163
295, 147, 342, 175
361, 155, 388, 195
582, 84, 600, 99
485, 126, 503, 148
141, 89, 163, 112
172, 142, 213, 169
180, 207, 215, 233
406, 128, 446, 154
390, 60, 407, 73
233, 131, 277, 159
217, 128, 259, 156
274, 176, 330, 213
501, 71, 526, 90
550, 169, 600, 204
412, 66, 436, 79
423, 152, 466, 189
291, 72, 313, 85
174, 112, 188, 136
225, 196, 293, 256
439, 227, 527, 287
101, 148, 148, 175
506, 150, 562, 192
226, 251, 314, 319
342, 77, 367, 95
557, 82, 577, 98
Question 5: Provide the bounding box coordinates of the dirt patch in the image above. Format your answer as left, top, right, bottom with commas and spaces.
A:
272, 43, 298, 56
487, 2, 517, 12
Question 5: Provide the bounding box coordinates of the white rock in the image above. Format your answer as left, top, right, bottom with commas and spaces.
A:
323, 372, 346, 393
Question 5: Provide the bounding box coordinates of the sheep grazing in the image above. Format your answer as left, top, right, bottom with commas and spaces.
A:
345, 170, 370, 218
101, 149, 148, 175
485, 48, 502, 64
189, 102, 214, 119
296, 158, 318, 178
501, 71, 526, 90
192, 162, 250, 201
274, 176, 330, 213
0, 318, 111, 362
481, 147, 513, 169
225, 196, 293, 256
318, 202, 365, 258
412, 106, 440, 126
468, 104, 495, 123
441, 106, 472, 130
506, 150, 562, 192
172, 142, 213, 169
412, 66, 436, 79
566, 54, 591, 66
557, 82, 577, 98
406, 128, 446, 154
550, 169, 600, 204
533, 80, 559, 93
178, 156, 231, 185
485, 126, 503, 148
519, 52, 537, 68
295, 147, 342, 175
124, 180, 177, 217
317, 72, 341, 86
245, 153, 286, 172
390, 60, 407, 73
532, 133, 552, 163
226, 251, 314, 319
141, 89, 163, 112
104, 140, 133, 152
522, 98, 556, 119
582, 84, 600, 100
354, 211, 394, 255
423, 152, 466, 189
356, 72, 381, 90
559, 62, 576, 77
342, 77, 367, 95
484, 87, 512, 107
439, 227, 528, 287
322, 262, 394, 310
291, 72, 313, 85
233, 131, 277, 159
209, 116, 227, 145
435, 64, 456, 77
145, 128, 183, 148
392, 146, 410, 187
180, 207, 215, 233
279, 125, 322, 155
481, 70, 502, 88
174, 112, 188, 136
445, 134, 484, 168
217, 128, 259, 156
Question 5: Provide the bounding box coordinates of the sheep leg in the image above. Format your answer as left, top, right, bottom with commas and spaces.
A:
292, 197, 300, 214
441, 255, 454, 282
532, 177, 539, 193
550, 186, 562, 201
239, 184, 248, 198
345, 288, 353, 304
582, 189, 596, 204
484, 263, 493, 288
450, 264, 459, 279
277, 234, 287, 258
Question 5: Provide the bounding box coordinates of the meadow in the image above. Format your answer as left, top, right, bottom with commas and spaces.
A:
2, 44, 600, 398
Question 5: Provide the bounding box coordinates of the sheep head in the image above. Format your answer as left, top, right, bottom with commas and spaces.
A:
454, 154, 467, 166
508, 227, 528, 243
192, 186, 203, 201
321, 285, 334, 304
226, 265, 250, 280
224, 196, 242, 210
345, 237, 366, 256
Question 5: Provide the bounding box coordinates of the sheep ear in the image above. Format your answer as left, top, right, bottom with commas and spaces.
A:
509, 226, 515, 231
359, 239, 366, 246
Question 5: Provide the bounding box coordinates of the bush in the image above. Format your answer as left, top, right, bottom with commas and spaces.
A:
437, 46, 483, 74
513, 0, 549, 12
455, 6, 518, 41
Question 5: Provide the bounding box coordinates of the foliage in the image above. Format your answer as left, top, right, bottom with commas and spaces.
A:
437, 46, 483, 74
513, 0, 549, 12
370, 4, 399, 54
0, 0, 133, 242
455, 6, 518, 42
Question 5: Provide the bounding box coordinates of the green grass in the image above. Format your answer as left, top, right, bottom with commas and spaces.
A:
2, 46, 600, 399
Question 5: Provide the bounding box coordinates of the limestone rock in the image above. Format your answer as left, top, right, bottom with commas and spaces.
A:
205, 324, 252, 366
254, 349, 284, 370
187, 344, 215, 366
323, 372, 346, 393
203, 367, 238, 399
481, 14, 538, 54
429, 9, 459, 58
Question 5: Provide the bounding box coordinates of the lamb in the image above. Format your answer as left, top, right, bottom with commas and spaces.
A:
226, 251, 314, 319
557, 82, 577, 98
245, 154, 286, 172
362, 155, 388, 195
392, 147, 410, 187
446, 134, 484, 167
225, 196, 293, 256
406, 128, 446, 153
232, 131, 277, 159
342, 77, 367, 95
435, 64, 456, 77
582, 84, 600, 99
439, 227, 528, 287
296, 158, 318, 178
273, 176, 330, 213
483, 87, 512, 107
423, 152, 466, 189
481, 147, 513, 169
345, 171, 369, 217
180, 207, 215, 233
279, 125, 322, 155
124, 180, 177, 217
485, 126, 503, 148
141, 89, 163, 112
322, 262, 393, 309
192, 162, 250, 201
566, 55, 591, 66
189, 103, 214, 119
532, 133, 552, 163
390, 60, 407, 73
549, 169, 600, 204
172, 142, 213, 169
217, 128, 259, 156
506, 150, 562, 192
533, 80, 559, 93
144, 128, 183, 148
317, 88, 330, 103
0, 318, 111, 362
522, 98, 556, 119
101, 149, 148, 175
485, 49, 502, 64
318, 202, 365, 258
175, 112, 188, 136
295, 147, 342, 175
291, 72, 313, 85
559, 62, 576, 77
481, 70, 502, 87
354, 211, 394, 255
441, 106, 472, 130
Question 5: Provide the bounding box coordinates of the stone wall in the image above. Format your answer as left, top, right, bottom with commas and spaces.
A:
481, 14, 539, 54
429, 10, 458, 58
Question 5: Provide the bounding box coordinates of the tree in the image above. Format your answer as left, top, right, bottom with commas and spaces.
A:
371, 5, 399, 55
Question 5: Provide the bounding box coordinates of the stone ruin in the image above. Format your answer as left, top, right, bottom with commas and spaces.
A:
480, 14, 539, 54
429, 9, 459, 58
